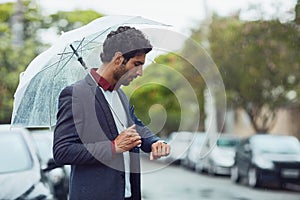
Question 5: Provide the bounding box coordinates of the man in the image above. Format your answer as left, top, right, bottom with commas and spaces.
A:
53, 26, 170, 200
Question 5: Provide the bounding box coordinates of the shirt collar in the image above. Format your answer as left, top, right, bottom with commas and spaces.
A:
90, 68, 115, 92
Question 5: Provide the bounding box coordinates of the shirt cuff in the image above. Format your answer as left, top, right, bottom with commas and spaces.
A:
111, 140, 116, 156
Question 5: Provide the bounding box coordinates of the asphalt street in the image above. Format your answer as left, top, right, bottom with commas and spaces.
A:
140, 157, 300, 200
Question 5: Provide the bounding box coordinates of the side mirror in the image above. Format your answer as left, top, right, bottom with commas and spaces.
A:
42, 158, 63, 172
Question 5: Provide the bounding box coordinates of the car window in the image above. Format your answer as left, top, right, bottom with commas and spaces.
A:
252, 137, 300, 154
217, 138, 239, 147
0, 133, 33, 173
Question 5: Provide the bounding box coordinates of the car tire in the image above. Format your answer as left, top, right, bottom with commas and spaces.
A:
231, 165, 240, 183
248, 168, 260, 188
190, 162, 196, 171
195, 162, 205, 173
208, 164, 216, 176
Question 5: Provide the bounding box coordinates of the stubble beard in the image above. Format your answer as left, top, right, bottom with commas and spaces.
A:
113, 64, 130, 86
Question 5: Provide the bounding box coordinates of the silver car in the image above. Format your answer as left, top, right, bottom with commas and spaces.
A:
0, 125, 53, 200
30, 129, 69, 200
164, 131, 195, 165
181, 132, 206, 170
196, 134, 240, 175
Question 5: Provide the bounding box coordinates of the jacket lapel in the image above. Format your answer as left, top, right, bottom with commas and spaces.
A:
117, 90, 134, 127
85, 74, 119, 139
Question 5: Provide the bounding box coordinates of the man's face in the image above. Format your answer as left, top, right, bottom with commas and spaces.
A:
113, 54, 145, 86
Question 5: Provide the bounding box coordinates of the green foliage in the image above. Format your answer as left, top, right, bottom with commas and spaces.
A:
206, 16, 300, 132
124, 53, 204, 136
0, 1, 44, 123
22, 0, 43, 39
295, 0, 300, 25
43, 10, 103, 33
128, 83, 181, 136
0, 2, 14, 22
0, 0, 104, 123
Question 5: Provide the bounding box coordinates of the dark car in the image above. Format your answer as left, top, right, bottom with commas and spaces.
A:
0, 125, 53, 200
195, 134, 240, 175
30, 129, 69, 200
231, 134, 300, 189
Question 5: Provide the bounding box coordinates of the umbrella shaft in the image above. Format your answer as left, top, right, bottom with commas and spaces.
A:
70, 44, 87, 70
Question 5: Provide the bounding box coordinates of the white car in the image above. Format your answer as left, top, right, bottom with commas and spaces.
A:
0, 125, 53, 200
196, 134, 240, 175
30, 129, 69, 200
165, 131, 195, 165
181, 132, 206, 169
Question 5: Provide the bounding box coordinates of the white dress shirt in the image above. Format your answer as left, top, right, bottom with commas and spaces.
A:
100, 88, 132, 198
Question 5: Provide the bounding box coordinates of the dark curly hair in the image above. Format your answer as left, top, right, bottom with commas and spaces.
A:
100, 26, 152, 63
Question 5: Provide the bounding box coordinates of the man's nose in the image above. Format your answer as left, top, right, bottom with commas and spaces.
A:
136, 65, 143, 76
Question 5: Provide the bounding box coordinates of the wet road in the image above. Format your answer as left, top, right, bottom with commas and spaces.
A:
140, 157, 300, 200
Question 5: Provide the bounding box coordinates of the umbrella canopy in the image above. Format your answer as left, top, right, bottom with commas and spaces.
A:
11, 15, 171, 128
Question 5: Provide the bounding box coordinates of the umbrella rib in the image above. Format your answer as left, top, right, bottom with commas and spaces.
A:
35, 27, 119, 81
41, 43, 99, 73
53, 51, 78, 78
57, 42, 99, 56
48, 47, 67, 127
57, 27, 115, 61
76, 27, 113, 52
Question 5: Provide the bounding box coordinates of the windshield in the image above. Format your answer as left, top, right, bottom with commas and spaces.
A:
0, 133, 33, 173
252, 136, 300, 154
217, 138, 239, 148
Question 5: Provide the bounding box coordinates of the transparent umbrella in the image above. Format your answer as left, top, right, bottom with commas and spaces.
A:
11, 15, 170, 128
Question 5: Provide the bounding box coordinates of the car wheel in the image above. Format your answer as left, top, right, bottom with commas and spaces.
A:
195, 162, 205, 173
190, 162, 196, 170
248, 168, 260, 188
208, 164, 216, 176
231, 165, 240, 183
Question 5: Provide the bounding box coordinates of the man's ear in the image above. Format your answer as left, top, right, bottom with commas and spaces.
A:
113, 52, 124, 66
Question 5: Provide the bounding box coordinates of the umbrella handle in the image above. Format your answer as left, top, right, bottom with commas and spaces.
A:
70, 44, 87, 70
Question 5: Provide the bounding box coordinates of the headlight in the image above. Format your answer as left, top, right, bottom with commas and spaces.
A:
211, 150, 234, 167
212, 156, 234, 167
253, 156, 275, 169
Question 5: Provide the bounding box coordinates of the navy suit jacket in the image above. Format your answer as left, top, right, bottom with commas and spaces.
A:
53, 74, 160, 200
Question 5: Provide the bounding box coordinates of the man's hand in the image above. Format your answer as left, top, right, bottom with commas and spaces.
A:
114, 124, 142, 153
150, 140, 170, 160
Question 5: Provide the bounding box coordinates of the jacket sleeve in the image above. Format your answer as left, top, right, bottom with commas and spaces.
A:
53, 86, 114, 165
129, 104, 160, 153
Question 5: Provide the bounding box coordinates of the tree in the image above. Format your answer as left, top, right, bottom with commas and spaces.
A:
41, 10, 103, 34
206, 16, 300, 132
124, 52, 203, 136
0, 0, 104, 123
0, 0, 45, 123
295, 0, 300, 25
125, 54, 183, 136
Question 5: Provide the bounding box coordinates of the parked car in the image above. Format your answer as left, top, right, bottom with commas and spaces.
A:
30, 129, 69, 200
164, 131, 194, 165
195, 134, 240, 175
0, 125, 53, 200
231, 134, 300, 188
181, 132, 206, 170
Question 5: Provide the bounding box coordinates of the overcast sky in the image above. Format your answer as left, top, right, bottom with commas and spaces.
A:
0, 0, 297, 36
